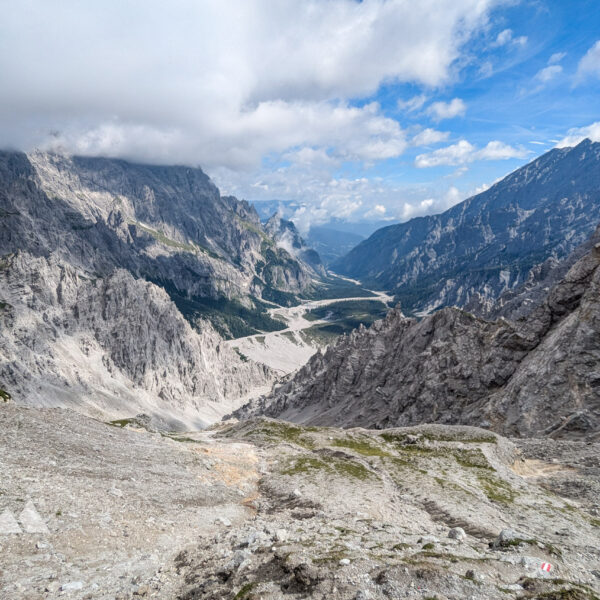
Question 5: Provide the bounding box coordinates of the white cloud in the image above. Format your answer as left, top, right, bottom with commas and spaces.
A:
556, 122, 600, 147
410, 128, 450, 146
494, 29, 513, 46
416, 140, 475, 166
0, 0, 500, 170
534, 64, 562, 83
364, 203, 388, 219
575, 40, 600, 83
426, 98, 466, 121
415, 139, 528, 167
478, 61, 495, 78
548, 52, 566, 64
396, 185, 466, 221
492, 28, 527, 48
397, 94, 428, 113
400, 198, 435, 220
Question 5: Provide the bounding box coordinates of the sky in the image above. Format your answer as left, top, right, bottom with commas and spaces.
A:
1, 0, 599, 233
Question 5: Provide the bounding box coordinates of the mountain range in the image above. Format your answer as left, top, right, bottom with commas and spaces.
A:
0, 151, 328, 426
334, 139, 600, 316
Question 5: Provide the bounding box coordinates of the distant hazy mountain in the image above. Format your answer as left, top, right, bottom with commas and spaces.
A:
305, 226, 364, 266
334, 139, 600, 315
251, 199, 301, 221
250, 199, 397, 263
234, 224, 600, 441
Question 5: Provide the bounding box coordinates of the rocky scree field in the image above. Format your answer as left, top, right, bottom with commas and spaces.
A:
1, 405, 599, 600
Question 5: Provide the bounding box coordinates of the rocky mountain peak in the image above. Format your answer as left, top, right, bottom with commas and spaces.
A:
333, 139, 600, 316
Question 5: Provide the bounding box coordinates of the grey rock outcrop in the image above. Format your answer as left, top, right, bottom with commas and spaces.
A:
233, 225, 600, 440
0, 251, 274, 427
334, 139, 600, 315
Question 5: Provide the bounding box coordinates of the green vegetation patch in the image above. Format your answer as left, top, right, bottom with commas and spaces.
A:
280, 454, 374, 481
304, 276, 376, 301
151, 278, 286, 339
380, 431, 497, 445
304, 299, 388, 329
281, 456, 327, 475
0, 388, 11, 402
249, 421, 317, 449
300, 323, 345, 346
107, 418, 136, 428
476, 473, 518, 504
281, 331, 299, 344
331, 436, 392, 457
260, 284, 300, 307
234, 582, 258, 600
452, 448, 494, 470
518, 578, 600, 600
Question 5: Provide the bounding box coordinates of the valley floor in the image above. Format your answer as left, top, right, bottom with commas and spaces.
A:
228, 286, 393, 376
1, 404, 599, 599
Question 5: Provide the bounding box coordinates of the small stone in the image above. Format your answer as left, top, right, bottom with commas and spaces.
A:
0, 509, 22, 534
133, 585, 149, 596
448, 527, 466, 541
19, 500, 49, 534
339, 558, 351, 566
217, 517, 232, 527
274, 529, 288, 542
356, 591, 370, 600
45, 582, 60, 593
60, 581, 84, 592
244, 530, 268, 547
228, 550, 250, 570
292, 489, 302, 498
108, 487, 123, 498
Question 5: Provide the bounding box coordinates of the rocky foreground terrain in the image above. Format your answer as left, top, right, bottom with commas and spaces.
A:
236, 224, 600, 440
1, 405, 599, 599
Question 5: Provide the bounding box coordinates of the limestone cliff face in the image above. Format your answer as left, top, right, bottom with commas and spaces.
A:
0, 151, 325, 424
0, 252, 274, 428
234, 226, 600, 440
0, 151, 315, 302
